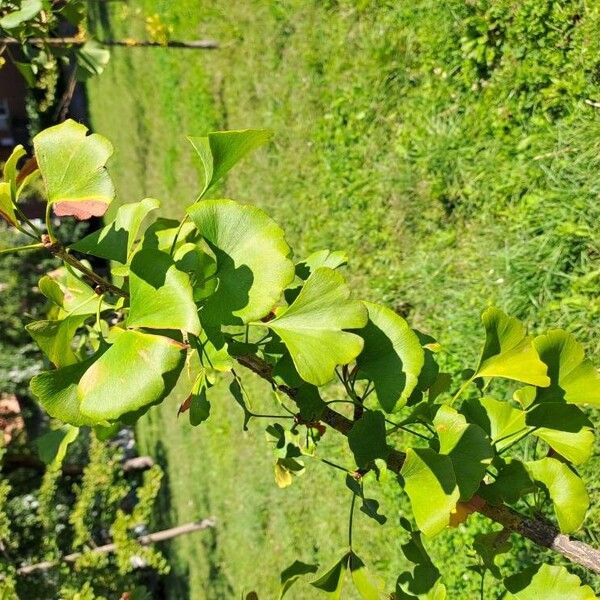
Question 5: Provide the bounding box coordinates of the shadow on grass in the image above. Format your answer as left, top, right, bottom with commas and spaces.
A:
151, 439, 192, 600
86, 0, 115, 40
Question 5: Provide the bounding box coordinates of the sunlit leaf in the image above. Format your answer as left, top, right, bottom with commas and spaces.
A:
188, 129, 272, 197
265, 267, 367, 385
127, 248, 201, 335
355, 302, 424, 413
26, 316, 87, 367
533, 330, 600, 407
33, 119, 114, 219
0, 0, 42, 29
474, 307, 549, 386
400, 448, 459, 536
79, 329, 186, 421
75, 40, 111, 80
279, 560, 318, 599
71, 197, 159, 263
311, 552, 350, 599
433, 405, 493, 500
504, 564, 597, 600
525, 457, 589, 533
0, 181, 18, 226
34, 425, 79, 466
188, 199, 294, 325
296, 249, 348, 280
30, 353, 101, 426
462, 396, 527, 452
349, 553, 382, 600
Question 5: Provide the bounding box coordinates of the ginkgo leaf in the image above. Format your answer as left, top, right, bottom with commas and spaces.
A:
462, 396, 527, 452
348, 410, 389, 468
188, 199, 295, 325
30, 353, 102, 427
26, 316, 87, 367
433, 405, 493, 501
356, 302, 424, 412
401, 448, 460, 537
295, 249, 348, 280
71, 197, 160, 263
79, 329, 186, 421
533, 330, 600, 407
349, 553, 382, 600
525, 457, 589, 533
33, 119, 114, 219
534, 427, 594, 466
189, 129, 272, 197
474, 307, 549, 386
34, 425, 79, 467
264, 268, 368, 385
0, 182, 18, 226
0, 0, 42, 29
39, 267, 112, 317
75, 40, 111, 80
127, 248, 201, 335
504, 564, 597, 600
2, 144, 26, 195
279, 560, 318, 599
311, 552, 350, 599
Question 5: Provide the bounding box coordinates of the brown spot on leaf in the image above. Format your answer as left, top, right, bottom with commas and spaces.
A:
53, 200, 108, 220
178, 395, 192, 416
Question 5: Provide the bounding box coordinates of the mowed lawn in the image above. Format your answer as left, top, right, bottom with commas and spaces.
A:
88, 1, 600, 598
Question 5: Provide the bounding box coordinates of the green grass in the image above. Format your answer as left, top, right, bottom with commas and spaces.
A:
88, 1, 600, 597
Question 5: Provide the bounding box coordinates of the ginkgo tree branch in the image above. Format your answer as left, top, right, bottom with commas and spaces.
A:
235, 353, 600, 574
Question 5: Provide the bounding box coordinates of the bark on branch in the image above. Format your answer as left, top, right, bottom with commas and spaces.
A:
16, 518, 216, 575
236, 353, 600, 574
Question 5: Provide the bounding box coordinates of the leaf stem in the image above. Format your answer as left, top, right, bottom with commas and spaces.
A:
169, 213, 190, 256
0, 242, 44, 256
450, 377, 473, 405
348, 491, 357, 549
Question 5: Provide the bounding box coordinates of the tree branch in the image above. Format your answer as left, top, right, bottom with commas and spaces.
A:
16, 518, 216, 575
236, 353, 600, 574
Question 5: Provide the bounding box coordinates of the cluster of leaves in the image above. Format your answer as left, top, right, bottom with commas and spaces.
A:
0, 433, 164, 599
0, 1, 109, 117
1, 120, 599, 597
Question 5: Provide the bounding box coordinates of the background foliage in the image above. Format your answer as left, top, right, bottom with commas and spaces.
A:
63, 0, 600, 597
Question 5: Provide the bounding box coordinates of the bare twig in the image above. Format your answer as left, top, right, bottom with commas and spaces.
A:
16, 519, 216, 575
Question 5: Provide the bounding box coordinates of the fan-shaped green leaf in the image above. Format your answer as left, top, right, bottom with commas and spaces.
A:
75, 40, 111, 80
462, 397, 527, 452
26, 316, 87, 367
534, 427, 594, 466
39, 267, 112, 317
30, 354, 101, 426
474, 308, 549, 386
128, 248, 201, 335
0, 0, 42, 29
0, 182, 17, 226
311, 552, 349, 599
189, 129, 272, 197
533, 330, 600, 407
279, 560, 318, 599
79, 329, 186, 421
433, 406, 493, 500
264, 267, 367, 385
2, 144, 26, 195
525, 457, 589, 533
187, 199, 294, 325
71, 197, 159, 263
34, 425, 79, 467
356, 302, 424, 412
401, 448, 459, 537
349, 553, 382, 600
504, 564, 597, 600
33, 119, 114, 219
348, 410, 389, 468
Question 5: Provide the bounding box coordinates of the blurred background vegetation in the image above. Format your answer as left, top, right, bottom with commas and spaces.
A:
1, 0, 599, 597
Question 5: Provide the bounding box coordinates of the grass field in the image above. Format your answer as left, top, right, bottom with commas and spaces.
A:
88, 1, 600, 597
